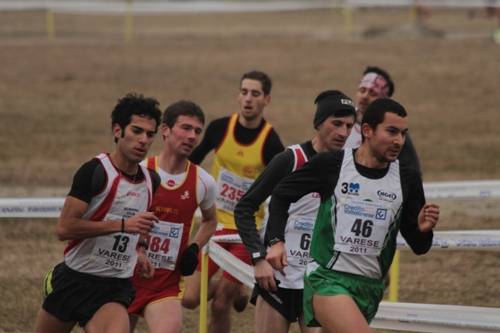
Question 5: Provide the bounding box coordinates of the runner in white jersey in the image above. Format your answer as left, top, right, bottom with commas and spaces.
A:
345, 66, 421, 173
35, 93, 162, 333
235, 90, 356, 333
266, 98, 440, 333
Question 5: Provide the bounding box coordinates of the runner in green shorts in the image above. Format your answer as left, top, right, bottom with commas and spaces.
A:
303, 264, 384, 325
265, 98, 440, 333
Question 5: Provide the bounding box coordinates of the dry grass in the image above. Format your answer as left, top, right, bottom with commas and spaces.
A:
0, 6, 499, 333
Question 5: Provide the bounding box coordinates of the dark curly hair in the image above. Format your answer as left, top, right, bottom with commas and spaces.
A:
111, 92, 162, 142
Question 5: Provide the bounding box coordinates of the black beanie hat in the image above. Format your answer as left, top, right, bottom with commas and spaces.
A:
313, 90, 356, 129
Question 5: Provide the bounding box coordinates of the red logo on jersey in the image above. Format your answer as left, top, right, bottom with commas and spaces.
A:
167, 179, 176, 187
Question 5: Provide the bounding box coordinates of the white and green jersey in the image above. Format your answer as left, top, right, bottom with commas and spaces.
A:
267, 149, 432, 280
311, 149, 402, 279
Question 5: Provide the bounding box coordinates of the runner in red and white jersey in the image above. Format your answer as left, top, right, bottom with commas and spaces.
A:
129, 100, 217, 333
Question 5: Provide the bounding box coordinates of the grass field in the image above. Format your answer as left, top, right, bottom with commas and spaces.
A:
1, 5, 500, 333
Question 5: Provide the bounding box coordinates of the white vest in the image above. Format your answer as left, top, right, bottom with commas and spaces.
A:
261, 144, 320, 289
64, 153, 153, 278
329, 149, 403, 278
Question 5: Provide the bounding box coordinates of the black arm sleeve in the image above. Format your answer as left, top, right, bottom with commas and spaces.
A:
234, 149, 295, 260
68, 158, 105, 203
399, 132, 421, 174
266, 151, 344, 242
189, 118, 228, 164
262, 129, 285, 165
399, 165, 433, 255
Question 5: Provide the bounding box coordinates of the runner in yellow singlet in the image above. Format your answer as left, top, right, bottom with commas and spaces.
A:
182, 70, 284, 333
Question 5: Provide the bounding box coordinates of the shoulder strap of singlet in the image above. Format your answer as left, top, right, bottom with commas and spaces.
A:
288, 144, 308, 172
146, 156, 157, 171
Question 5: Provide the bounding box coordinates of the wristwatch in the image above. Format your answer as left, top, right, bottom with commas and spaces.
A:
268, 237, 284, 247
251, 251, 266, 265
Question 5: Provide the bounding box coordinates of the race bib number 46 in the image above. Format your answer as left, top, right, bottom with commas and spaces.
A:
145, 221, 184, 270
334, 200, 392, 256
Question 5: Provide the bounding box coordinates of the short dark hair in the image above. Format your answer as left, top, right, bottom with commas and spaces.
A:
363, 66, 395, 97
240, 70, 272, 95
361, 98, 407, 141
111, 92, 162, 142
162, 100, 205, 128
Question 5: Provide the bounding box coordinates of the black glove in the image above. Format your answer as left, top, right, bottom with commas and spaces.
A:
179, 243, 199, 276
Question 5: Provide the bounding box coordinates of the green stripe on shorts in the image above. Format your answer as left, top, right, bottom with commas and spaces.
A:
303, 265, 384, 326
43, 268, 54, 297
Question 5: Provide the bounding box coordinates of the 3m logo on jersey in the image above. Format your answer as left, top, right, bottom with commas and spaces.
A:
377, 190, 397, 202
341, 182, 360, 195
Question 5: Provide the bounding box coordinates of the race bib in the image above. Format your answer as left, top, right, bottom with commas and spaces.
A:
334, 199, 392, 256
91, 214, 138, 271
145, 220, 184, 270
285, 216, 315, 267
216, 168, 253, 213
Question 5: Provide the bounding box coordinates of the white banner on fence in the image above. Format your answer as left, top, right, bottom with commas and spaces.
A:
1, 180, 499, 218
423, 180, 500, 199
212, 230, 500, 251
0, 197, 64, 218
0, 0, 497, 13
207, 239, 500, 332
0, 1, 338, 13
398, 230, 500, 251
346, 0, 500, 8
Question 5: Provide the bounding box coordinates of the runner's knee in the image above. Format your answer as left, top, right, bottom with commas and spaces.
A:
181, 295, 199, 309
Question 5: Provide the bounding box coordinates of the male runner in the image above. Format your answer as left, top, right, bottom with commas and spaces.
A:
128, 100, 217, 333
183, 70, 284, 333
345, 66, 421, 172
235, 90, 356, 333
266, 98, 439, 333
35, 93, 162, 333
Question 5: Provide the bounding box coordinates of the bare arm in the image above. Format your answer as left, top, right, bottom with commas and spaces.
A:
56, 196, 157, 241
191, 205, 217, 248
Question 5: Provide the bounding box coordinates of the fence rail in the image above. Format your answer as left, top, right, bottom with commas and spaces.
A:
1, 180, 499, 218
0, 1, 498, 14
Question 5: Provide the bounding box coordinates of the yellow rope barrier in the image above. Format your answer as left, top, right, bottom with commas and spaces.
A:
124, 0, 134, 42
199, 247, 209, 333
46, 9, 55, 40
388, 250, 400, 302
342, 5, 353, 35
